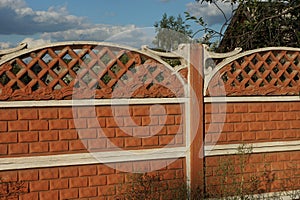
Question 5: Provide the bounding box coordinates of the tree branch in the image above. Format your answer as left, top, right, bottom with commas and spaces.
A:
253, 3, 300, 31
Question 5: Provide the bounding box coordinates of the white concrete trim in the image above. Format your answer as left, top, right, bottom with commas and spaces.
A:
207, 189, 300, 200
185, 44, 191, 189
252, 190, 300, 200
204, 96, 300, 103
0, 98, 188, 108
0, 147, 187, 171
0, 42, 27, 56
205, 141, 300, 156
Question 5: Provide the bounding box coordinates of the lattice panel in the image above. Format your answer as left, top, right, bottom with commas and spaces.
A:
207, 50, 300, 96
0, 44, 185, 100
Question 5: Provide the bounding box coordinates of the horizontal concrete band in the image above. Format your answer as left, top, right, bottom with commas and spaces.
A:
205, 140, 300, 156
206, 189, 300, 200
0, 147, 187, 171
0, 98, 188, 108
204, 96, 300, 103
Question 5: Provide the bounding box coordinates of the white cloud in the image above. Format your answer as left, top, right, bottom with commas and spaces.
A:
186, 1, 237, 25
15, 7, 34, 16
105, 27, 157, 48
40, 26, 158, 49
0, 0, 162, 49
1, 25, 146, 50
41, 24, 137, 42
0, 42, 12, 49
33, 6, 83, 25
21, 38, 51, 48
0, 0, 86, 35
0, 0, 26, 9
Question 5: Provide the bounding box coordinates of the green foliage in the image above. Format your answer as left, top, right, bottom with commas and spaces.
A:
0, 63, 21, 86
11, 63, 21, 74
161, 57, 181, 67
153, 13, 193, 51
0, 73, 9, 85
189, 0, 300, 52
119, 173, 188, 200
119, 54, 130, 65
207, 144, 262, 199
185, 11, 221, 51
124, 173, 161, 200
0, 177, 27, 199
219, 1, 300, 52
115, 145, 300, 199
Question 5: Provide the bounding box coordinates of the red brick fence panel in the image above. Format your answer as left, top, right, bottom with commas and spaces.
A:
0, 42, 189, 200
204, 47, 300, 198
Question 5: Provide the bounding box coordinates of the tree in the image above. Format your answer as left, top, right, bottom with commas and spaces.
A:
187, 0, 300, 52
153, 13, 193, 51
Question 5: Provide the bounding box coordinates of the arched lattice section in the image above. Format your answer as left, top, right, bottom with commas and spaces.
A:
0, 42, 185, 100
206, 48, 300, 96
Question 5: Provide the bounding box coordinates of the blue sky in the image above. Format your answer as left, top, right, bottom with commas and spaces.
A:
26, 0, 185, 26
0, 0, 234, 49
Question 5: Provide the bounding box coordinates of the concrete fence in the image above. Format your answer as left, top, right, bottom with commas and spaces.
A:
0, 42, 299, 199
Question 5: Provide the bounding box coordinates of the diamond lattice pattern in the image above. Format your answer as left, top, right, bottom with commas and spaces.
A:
0, 45, 184, 100
208, 50, 300, 96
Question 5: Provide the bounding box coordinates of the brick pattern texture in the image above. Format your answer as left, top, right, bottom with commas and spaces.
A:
205, 102, 300, 145
0, 158, 185, 200
0, 104, 184, 157
204, 101, 300, 195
